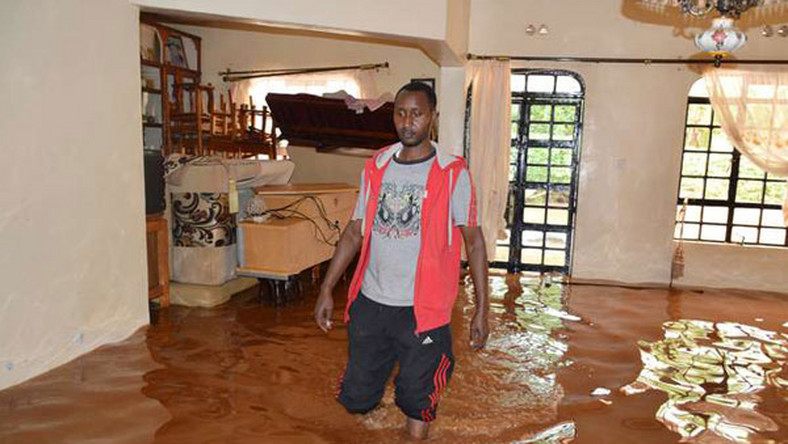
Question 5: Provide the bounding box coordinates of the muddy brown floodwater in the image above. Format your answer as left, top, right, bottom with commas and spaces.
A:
1, 273, 787, 443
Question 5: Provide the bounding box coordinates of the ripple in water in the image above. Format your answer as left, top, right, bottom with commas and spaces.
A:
622, 319, 788, 443
440, 274, 581, 443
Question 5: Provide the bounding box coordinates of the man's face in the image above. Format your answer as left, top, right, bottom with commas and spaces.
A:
393, 91, 435, 147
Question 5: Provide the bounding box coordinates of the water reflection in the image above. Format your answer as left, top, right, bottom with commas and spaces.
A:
466, 274, 579, 442
623, 319, 788, 443
514, 421, 577, 443
5, 276, 785, 443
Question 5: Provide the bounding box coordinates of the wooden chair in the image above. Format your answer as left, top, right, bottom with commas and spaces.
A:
169, 77, 215, 155
237, 96, 277, 159
167, 81, 280, 159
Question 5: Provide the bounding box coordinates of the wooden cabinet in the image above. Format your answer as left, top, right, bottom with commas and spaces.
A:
238, 184, 358, 278
140, 21, 202, 155
146, 214, 170, 307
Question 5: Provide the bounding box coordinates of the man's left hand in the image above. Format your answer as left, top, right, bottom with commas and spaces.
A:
470, 309, 489, 350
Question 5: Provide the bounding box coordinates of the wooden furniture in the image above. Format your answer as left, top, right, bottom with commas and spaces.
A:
238, 183, 358, 279
169, 81, 214, 154
232, 96, 278, 158
146, 214, 170, 308
266, 93, 397, 151
140, 21, 202, 156
197, 94, 280, 159
140, 21, 279, 159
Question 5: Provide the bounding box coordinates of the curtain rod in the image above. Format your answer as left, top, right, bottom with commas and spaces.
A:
467, 53, 788, 67
221, 62, 389, 82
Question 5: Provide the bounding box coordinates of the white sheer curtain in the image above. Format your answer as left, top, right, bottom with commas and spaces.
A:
465, 60, 511, 257
229, 69, 380, 109
703, 68, 788, 224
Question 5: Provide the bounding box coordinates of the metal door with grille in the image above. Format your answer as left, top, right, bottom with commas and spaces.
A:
492, 70, 585, 274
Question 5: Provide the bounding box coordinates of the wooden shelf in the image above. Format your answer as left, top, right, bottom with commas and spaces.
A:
141, 59, 200, 76
169, 66, 200, 76
139, 21, 202, 155
141, 59, 162, 68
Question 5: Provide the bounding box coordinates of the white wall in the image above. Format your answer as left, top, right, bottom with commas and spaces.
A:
437, 67, 468, 155
0, 0, 149, 389
563, 63, 692, 285
182, 26, 439, 95
470, 0, 787, 59
676, 242, 788, 293
446, 0, 471, 57
470, 0, 788, 292
133, 0, 447, 40
177, 24, 440, 185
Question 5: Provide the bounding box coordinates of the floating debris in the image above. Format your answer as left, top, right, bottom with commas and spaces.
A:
514, 421, 576, 443
590, 387, 611, 396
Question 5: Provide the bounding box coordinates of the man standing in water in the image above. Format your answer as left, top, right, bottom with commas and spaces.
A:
314, 82, 490, 440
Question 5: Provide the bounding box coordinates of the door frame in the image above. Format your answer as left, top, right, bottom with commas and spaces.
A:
492, 69, 586, 274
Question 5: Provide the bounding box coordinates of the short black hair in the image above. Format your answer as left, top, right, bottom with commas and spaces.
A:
395, 82, 437, 110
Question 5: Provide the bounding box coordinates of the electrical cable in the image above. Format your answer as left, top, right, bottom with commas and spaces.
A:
246, 195, 342, 246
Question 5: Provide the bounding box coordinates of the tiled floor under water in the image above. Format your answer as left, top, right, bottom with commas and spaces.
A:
1, 274, 786, 443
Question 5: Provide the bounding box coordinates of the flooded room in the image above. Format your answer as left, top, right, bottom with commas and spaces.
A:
1, 0, 787, 443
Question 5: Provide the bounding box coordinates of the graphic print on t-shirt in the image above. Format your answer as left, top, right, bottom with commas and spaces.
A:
374, 182, 424, 239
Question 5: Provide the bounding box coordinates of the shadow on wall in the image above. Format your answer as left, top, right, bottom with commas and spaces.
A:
620, 0, 788, 37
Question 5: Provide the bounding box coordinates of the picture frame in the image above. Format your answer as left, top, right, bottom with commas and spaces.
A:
165, 35, 188, 68
139, 24, 162, 63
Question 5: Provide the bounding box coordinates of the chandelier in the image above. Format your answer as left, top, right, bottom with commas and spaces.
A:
637, 0, 788, 56
638, 0, 787, 17
678, 0, 763, 18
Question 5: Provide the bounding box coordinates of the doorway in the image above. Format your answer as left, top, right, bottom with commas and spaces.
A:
493, 70, 585, 274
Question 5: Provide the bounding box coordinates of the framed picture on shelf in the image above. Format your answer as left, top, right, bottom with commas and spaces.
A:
410, 78, 435, 91
139, 24, 162, 63
165, 35, 188, 68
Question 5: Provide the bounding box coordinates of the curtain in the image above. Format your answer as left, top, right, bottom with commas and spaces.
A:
354, 69, 379, 99
703, 68, 788, 224
465, 60, 511, 257
229, 69, 381, 110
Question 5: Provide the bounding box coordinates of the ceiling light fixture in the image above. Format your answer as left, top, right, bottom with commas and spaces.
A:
637, 0, 788, 58
677, 0, 763, 18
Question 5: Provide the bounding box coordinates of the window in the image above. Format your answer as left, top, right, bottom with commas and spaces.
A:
675, 79, 787, 247
242, 73, 362, 159
247, 73, 361, 110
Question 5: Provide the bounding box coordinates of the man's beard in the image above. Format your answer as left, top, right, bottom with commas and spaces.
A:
399, 130, 425, 147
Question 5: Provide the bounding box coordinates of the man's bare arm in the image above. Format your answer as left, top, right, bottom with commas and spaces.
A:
460, 226, 489, 349
314, 219, 363, 332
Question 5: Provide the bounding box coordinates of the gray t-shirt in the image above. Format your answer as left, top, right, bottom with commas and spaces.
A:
352, 152, 477, 307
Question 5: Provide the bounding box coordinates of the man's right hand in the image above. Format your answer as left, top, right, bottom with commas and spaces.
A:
312, 219, 362, 334
314, 289, 334, 332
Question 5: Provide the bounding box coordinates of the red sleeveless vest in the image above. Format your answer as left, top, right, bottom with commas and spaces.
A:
343, 143, 478, 333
